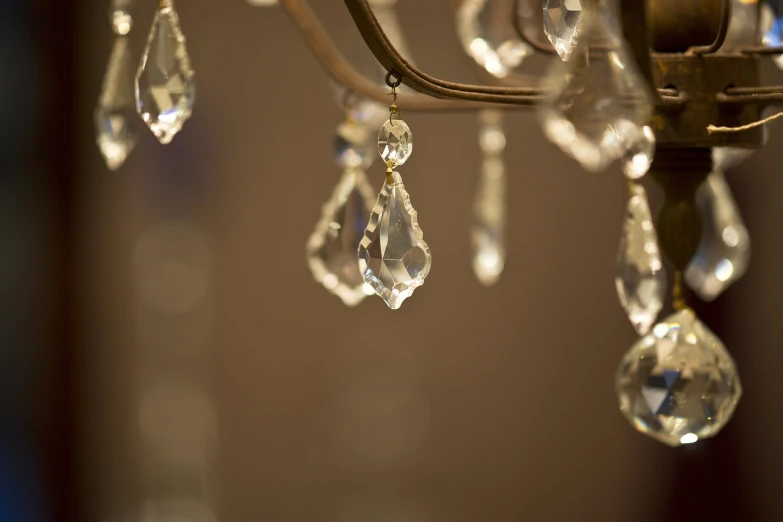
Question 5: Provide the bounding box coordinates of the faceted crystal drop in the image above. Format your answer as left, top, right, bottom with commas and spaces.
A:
456, 0, 533, 78
621, 125, 656, 180
543, 0, 585, 62
136, 2, 195, 144
472, 157, 506, 286
615, 184, 666, 335
334, 122, 371, 169
378, 120, 412, 166
358, 172, 431, 309
538, 1, 652, 172
616, 309, 742, 446
685, 171, 751, 301
307, 169, 376, 306
95, 37, 139, 170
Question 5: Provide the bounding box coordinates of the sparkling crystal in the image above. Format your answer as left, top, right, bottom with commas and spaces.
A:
334, 122, 372, 169
472, 157, 506, 286
358, 172, 431, 309
615, 183, 666, 335
136, 2, 195, 144
543, 0, 585, 62
538, 2, 653, 172
621, 125, 656, 180
307, 169, 376, 306
378, 119, 413, 166
456, 0, 533, 78
616, 309, 742, 446
685, 171, 751, 301
110, 0, 135, 35
479, 109, 506, 154
95, 37, 139, 170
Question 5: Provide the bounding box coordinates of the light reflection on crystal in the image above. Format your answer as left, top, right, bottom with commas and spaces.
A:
761, 1, 783, 68
307, 169, 376, 307
456, 0, 532, 78
95, 37, 139, 170
615, 184, 665, 335
621, 125, 656, 180
335, 122, 371, 169
616, 309, 742, 447
378, 120, 413, 166
685, 171, 750, 301
358, 172, 431, 309
136, 2, 195, 144
543, 0, 585, 61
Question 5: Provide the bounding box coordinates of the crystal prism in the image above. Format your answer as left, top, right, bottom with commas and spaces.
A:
334, 122, 371, 169
378, 120, 413, 167
95, 37, 139, 170
358, 172, 431, 309
136, 1, 195, 144
615, 184, 665, 335
307, 169, 376, 306
616, 308, 742, 446
685, 171, 750, 301
543, 0, 585, 62
538, 1, 652, 172
456, 0, 532, 78
621, 125, 656, 180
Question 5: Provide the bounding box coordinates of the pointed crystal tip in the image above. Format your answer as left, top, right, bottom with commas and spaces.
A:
358, 172, 431, 309
616, 309, 742, 447
136, 5, 196, 144
543, 0, 585, 61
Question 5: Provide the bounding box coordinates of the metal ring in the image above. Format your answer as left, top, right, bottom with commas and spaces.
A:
385, 70, 402, 88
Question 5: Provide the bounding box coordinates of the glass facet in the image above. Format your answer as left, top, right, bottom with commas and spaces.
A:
136, 3, 195, 144
617, 309, 742, 447
334, 122, 371, 169
621, 125, 656, 180
543, 0, 585, 61
358, 172, 431, 309
615, 183, 665, 335
307, 169, 376, 306
95, 37, 139, 170
378, 119, 413, 166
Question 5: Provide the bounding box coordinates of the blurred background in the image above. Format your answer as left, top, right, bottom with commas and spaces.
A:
3, 0, 783, 521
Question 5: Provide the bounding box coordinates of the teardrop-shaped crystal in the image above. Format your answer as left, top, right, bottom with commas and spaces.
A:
456, 0, 533, 78
358, 172, 431, 309
538, 1, 652, 172
378, 119, 413, 166
307, 169, 376, 307
472, 157, 506, 286
621, 125, 655, 180
135, 1, 195, 144
615, 184, 666, 335
543, 0, 585, 61
616, 308, 742, 447
95, 37, 139, 170
684, 171, 750, 301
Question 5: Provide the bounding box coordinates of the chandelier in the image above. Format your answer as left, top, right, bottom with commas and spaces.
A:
93, 0, 783, 448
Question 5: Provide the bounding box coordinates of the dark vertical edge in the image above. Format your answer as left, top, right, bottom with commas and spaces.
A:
620, 0, 659, 100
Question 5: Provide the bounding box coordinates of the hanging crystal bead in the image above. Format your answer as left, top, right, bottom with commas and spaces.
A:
136, 0, 195, 144
358, 172, 431, 309
685, 171, 751, 301
334, 121, 372, 169
543, 0, 585, 62
307, 168, 376, 307
616, 308, 742, 446
456, 0, 533, 78
378, 119, 413, 166
538, 0, 653, 172
615, 183, 665, 335
95, 36, 139, 170
621, 125, 656, 180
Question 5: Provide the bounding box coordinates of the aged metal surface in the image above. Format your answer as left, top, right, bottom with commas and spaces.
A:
648, 0, 722, 52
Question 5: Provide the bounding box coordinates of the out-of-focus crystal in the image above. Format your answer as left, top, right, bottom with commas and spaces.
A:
378, 119, 413, 166
723, 0, 760, 51
616, 308, 742, 446
472, 157, 506, 286
334, 122, 371, 169
358, 172, 431, 309
456, 0, 533, 78
761, 1, 783, 69
621, 125, 656, 180
543, 0, 585, 61
307, 169, 376, 306
136, 2, 195, 144
685, 171, 751, 301
95, 37, 139, 170
538, 1, 652, 172
615, 183, 665, 335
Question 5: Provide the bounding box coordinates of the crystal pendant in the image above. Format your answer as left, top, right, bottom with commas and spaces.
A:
621, 125, 656, 180
334, 121, 371, 169
358, 172, 431, 309
136, 0, 195, 144
456, 0, 533, 78
378, 120, 413, 166
685, 171, 751, 301
543, 0, 585, 62
615, 183, 665, 335
307, 168, 376, 307
616, 308, 742, 446
538, 0, 653, 172
95, 37, 139, 170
